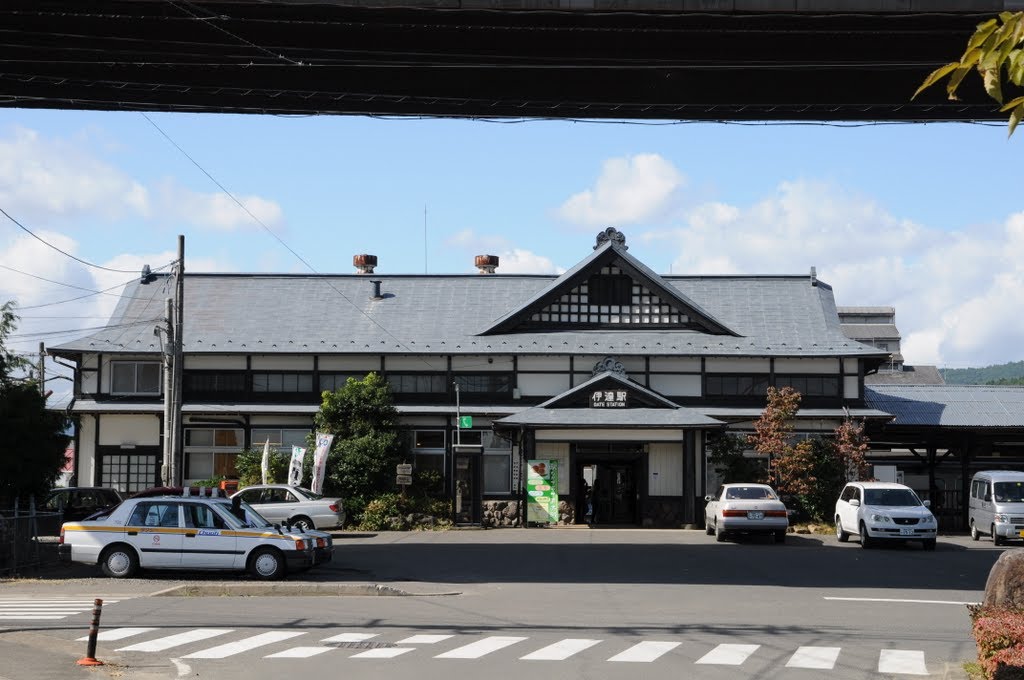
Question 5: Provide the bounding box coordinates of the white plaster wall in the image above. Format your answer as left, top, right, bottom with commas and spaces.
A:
774, 358, 840, 373
705, 358, 771, 372
318, 356, 381, 371
451, 355, 514, 371
843, 358, 859, 373
844, 376, 860, 399
649, 374, 701, 396
649, 357, 701, 372
518, 373, 570, 397
249, 415, 313, 427
384, 355, 447, 371
518, 356, 570, 371
250, 355, 314, 370
535, 441, 569, 494
649, 442, 683, 496
98, 415, 160, 446
79, 415, 98, 485
185, 355, 246, 369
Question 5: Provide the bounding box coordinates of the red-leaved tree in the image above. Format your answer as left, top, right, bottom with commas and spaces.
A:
749, 386, 802, 489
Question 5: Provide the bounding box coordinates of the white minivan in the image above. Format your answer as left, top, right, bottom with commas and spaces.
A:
968, 470, 1024, 545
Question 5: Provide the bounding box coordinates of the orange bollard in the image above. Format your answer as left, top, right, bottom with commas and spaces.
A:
76, 598, 105, 666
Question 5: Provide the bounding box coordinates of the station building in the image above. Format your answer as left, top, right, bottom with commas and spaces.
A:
50, 228, 1023, 528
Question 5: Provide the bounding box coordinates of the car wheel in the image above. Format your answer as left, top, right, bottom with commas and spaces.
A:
100, 544, 138, 579
774, 531, 786, 544
715, 522, 726, 542
970, 521, 980, 541
993, 526, 1005, 547
859, 522, 872, 549
290, 516, 314, 532
705, 522, 714, 536
248, 547, 285, 580
923, 539, 937, 551
835, 517, 849, 543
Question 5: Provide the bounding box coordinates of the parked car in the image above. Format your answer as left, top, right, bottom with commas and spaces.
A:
58, 490, 332, 579
834, 481, 937, 550
231, 484, 345, 531
968, 470, 1024, 545
704, 483, 789, 543
38, 487, 123, 535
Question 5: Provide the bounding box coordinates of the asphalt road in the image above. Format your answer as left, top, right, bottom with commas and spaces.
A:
0, 528, 999, 680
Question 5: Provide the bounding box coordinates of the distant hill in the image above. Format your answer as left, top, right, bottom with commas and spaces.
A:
941, 361, 1024, 385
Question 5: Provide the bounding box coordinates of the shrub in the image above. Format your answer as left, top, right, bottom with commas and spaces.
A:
358, 492, 452, 531
972, 606, 1024, 679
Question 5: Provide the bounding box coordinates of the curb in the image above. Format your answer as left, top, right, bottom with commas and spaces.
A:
150, 582, 461, 597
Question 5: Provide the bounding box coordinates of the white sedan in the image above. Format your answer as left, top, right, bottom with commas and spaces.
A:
704, 483, 790, 543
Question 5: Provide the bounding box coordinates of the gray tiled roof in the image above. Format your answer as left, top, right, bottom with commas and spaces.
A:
865, 385, 1024, 427
51, 270, 888, 359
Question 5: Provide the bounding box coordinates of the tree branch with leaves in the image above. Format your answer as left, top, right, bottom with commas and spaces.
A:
915, 11, 1024, 136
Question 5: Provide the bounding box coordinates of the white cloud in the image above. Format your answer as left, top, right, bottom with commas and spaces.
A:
644, 179, 1024, 368
443, 230, 564, 274
558, 153, 684, 227
0, 126, 283, 232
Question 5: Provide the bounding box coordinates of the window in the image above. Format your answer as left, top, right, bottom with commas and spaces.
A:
587, 273, 632, 306
706, 375, 770, 397
184, 428, 243, 482
876, 343, 890, 351
461, 431, 513, 495
101, 454, 157, 494
184, 372, 245, 392
774, 375, 840, 397
453, 374, 512, 394
111, 361, 161, 395
251, 429, 310, 456
253, 373, 313, 393
387, 374, 447, 394
411, 429, 445, 478
185, 504, 228, 529
128, 502, 180, 528
320, 373, 366, 392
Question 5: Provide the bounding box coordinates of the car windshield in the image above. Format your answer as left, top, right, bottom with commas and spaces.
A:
296, 487, 323, 500
725, 486, 776, 500
863, 488, 921, 507
994, 482, 1024, 503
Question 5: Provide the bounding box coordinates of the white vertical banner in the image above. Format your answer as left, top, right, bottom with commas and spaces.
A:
288, 445, 307, 487
261, 438, 271, 485
311, 433, 335, 494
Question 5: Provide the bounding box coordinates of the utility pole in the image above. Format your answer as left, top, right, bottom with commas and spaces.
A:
171, 235, 185, 486
38, 342, 45, 396
162, 297, 174, 486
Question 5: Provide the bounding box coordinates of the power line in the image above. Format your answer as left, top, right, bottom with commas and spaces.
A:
0, 262, 132, 295
0, 205, 140, 274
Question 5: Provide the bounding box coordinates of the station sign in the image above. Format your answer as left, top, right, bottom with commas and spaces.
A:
591, 389, 628, 408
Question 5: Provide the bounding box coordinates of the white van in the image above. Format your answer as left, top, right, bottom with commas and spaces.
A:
968, 470, 1024, 545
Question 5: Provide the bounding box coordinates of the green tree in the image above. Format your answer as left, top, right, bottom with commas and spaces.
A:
914, 11, 1024, 136
312, 373, 403, 525
0, 301, 71, 504
234, 447, 290, 487
707, 432, 765, 485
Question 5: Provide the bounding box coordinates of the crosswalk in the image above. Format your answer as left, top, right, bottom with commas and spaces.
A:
0, 597, 122, 621
85, 626, 934, 675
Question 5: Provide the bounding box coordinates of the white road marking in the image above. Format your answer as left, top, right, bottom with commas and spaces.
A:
171, 659, 191, 678
521, 638, 602, 661
696, 643, 760, 665
78, 627, 157, 641
825, 597, 980, 606
321, 632, 378, 643
398, 634, 453, 644
0, 599, 120, 621
182, 631, 305, 659
786, 646, 841, 669
351, 647, 415, 659
435, 636, 527, 659
879, 649, 929, 675
608, 641, 680, 662
266, 646, 333, 659
0, 615, 67, 620
118, 629, 234, 652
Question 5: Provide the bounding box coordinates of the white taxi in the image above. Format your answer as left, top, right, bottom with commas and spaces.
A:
58, 489, 333, 579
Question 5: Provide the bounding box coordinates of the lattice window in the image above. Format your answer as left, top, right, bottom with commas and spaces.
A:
529, 266, 688, 326
101, 454, 157, 494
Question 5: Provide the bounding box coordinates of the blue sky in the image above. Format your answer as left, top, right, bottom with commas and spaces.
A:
1, 108, 1022, 405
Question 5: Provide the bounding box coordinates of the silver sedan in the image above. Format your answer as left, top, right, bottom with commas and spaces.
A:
231, 485, 345, 531
704, 483, 789, 543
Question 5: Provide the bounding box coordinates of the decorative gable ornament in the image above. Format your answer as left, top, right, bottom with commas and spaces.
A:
592, 356, 626, 377
595, 227, 627, 250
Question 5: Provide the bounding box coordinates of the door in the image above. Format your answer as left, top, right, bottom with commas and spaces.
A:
593, 463, 638, 525
182, 502, 239, 569
124, 501, 184, 568
453, 450, 481, 524
837, 486, 859, 533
